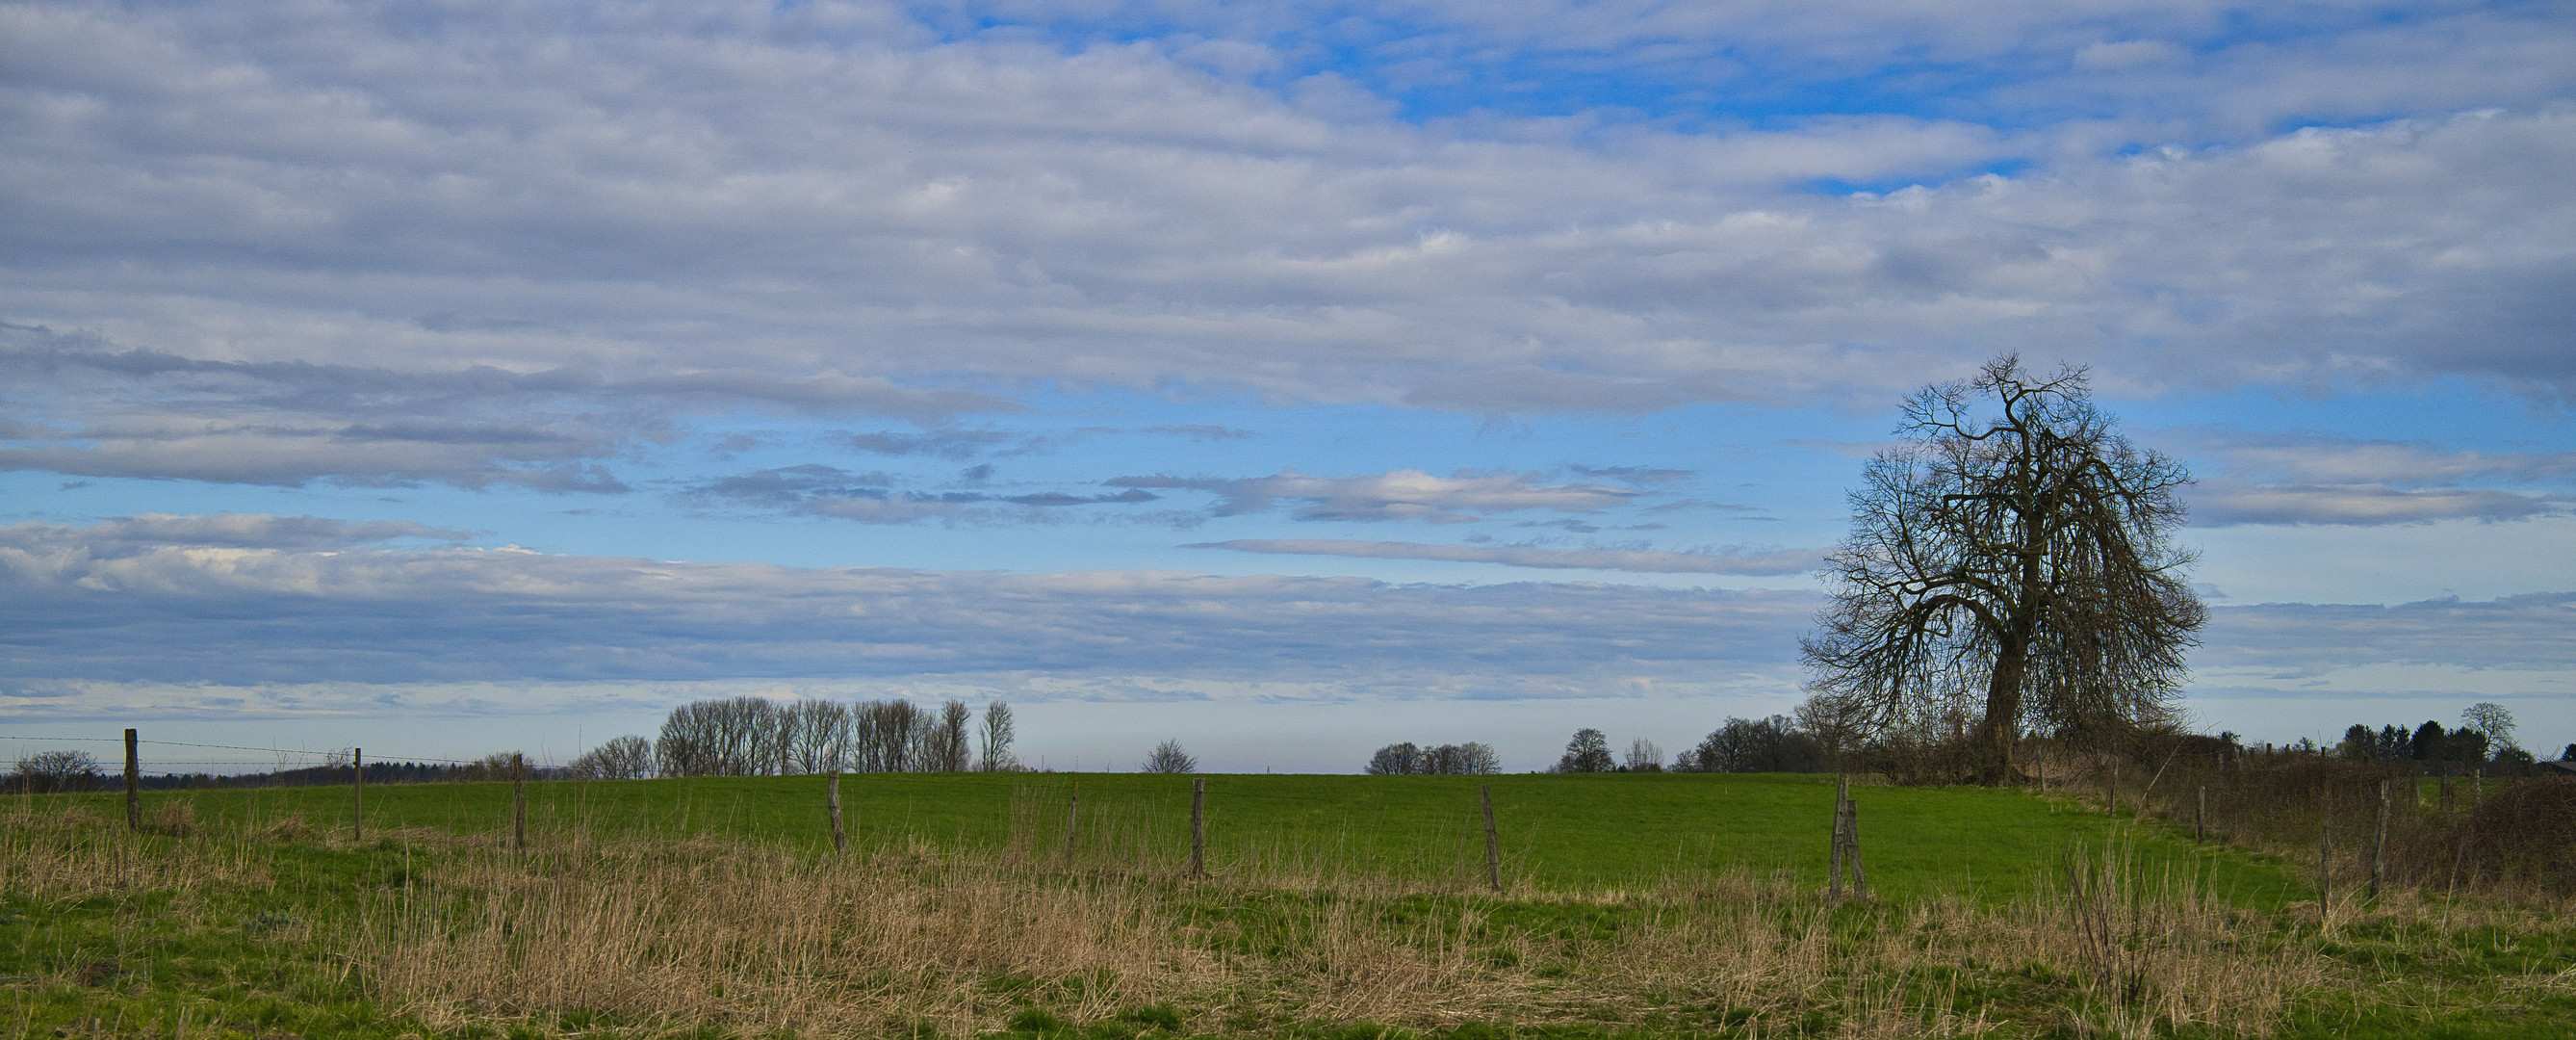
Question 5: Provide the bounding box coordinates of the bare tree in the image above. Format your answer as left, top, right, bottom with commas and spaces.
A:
1142, 740, 1197, 774
1623, 738, 1663, 772
1372, 741, 1501, 774
2460, 702, 2518, 753
924, 699, 973, 771
852, 699, 925, 773
657, 696, 786, 776
13, 750, 103, 793
783, 700, 850, 774
1553, 729, 1614, 773
979, 701, 1017, 771
1801, 356, 2203, 784
1677, 716, 1827, 773
1366, 741, 1424, 774
568, 735, 656, 779
1454, 741, 1502, 775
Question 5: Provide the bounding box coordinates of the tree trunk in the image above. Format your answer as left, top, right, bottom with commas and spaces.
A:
1972, 639, 2027, 784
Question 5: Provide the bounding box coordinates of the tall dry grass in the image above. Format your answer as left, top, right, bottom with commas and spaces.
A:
0, 797, 2402, 1039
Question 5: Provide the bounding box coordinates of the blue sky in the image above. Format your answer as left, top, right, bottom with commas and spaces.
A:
2, 0, 2572, 772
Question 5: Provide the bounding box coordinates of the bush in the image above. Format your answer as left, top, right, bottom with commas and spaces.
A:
12, 750, 103, 794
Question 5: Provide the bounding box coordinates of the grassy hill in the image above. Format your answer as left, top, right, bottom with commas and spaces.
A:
4, 773, 2567, 1039
142, 770, 2305, 904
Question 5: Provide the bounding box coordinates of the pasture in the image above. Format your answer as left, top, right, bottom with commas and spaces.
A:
3, 773, 2570, 1039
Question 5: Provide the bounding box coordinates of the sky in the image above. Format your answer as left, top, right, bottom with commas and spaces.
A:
2, 0, 2572, 774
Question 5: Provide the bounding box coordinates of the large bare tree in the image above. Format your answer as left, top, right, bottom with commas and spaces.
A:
1801, 356, 2204, 783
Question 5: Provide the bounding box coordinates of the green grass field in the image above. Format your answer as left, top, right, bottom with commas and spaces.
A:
6, 774, 2569, 1040
131, 770, 2306, 905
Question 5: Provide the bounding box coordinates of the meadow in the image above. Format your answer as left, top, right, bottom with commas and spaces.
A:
4, 772, 2570, 1039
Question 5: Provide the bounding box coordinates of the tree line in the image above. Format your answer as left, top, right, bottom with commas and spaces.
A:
1363, 741, 1501, 775
568, 695, 1019, 779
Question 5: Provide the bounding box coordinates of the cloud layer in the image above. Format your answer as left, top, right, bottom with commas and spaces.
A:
2182, 430, 2575, 526
1191, 538, 1823, 574
0, 517, 1817, 691
3, 0, 2572, 434
3, 518, 2563, 716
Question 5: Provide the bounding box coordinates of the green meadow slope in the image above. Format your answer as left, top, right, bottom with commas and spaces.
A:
145, 770, 2303, 905
11, 775, 2569, 1040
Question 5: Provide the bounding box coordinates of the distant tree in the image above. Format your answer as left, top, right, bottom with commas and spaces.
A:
2411, 720, 2446, 762
1365, 742, 1423, 775
2563, 742, 2576, 764
568, 735, 655, 780
2461, 702, 2518, 752
978, 701, 1017, 771
925, 699, 974, 771
2380, 724, 2413, 762
1553, 729, 1614, 773
1369, 741, 1500, 775
852, 699, 926, 772
13, 750, 103, 794
1800, 357, 2203, 784
2449, 727, 2490, 765
656, 697, 784, 776
1451, 742, 1502, 775
782, 700, 850, 774
1143, 740, 1197, 774
1623, 739, 1663, 772
2338, 724, 2376, 762
1679, 716, 1830, 774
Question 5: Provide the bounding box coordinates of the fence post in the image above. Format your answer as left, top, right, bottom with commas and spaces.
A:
2195, 785, 2206, 843
1846, 797, 1868, 901
1189, 776, 1206, 879
828, 770, 846, 853
123, 728, 140, 831
1828, 775, 1847, 904
1065, 780, 1079, 861
512, 752, 528, 851
2317, 792, 2332, 913
352, 747, 364, 843
1480, 785, 1502, 892
2370, 778, 2389, 897
2471, 769, 2482, 811
2106, 758, 2119, 817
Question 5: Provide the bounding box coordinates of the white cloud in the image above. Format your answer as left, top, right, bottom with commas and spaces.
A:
1111, 468, 1640, 521
0, 516, 1820, 689
0, 0, 2568, 438
2178, 430, 2576, 526
2189, 481, 2561, 527
1189, 537, 1823, 574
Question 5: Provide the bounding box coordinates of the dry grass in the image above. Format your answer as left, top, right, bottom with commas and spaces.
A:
6, 796, 2547, 1039
332, 828, 2341, 1038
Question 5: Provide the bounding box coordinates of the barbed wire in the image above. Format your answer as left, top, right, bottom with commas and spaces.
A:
1, 733, 525, 767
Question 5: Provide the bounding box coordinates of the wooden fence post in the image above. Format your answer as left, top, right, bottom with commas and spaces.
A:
1189, 777, 1206, 879
2370, 778, 2389, 897
2317, 792, 2332, 913
1065, 780, 1079, 860
123, 728, 140, 832
828, 770, 846, 852
1846, 796, 1868, 901
2106, 758, 2119, 817
352, 747, 364, 843
2195, 785, 2206, 843
1480, 785, 1501, 892
2472, 769, 2483, 811
1828, 775, 1848, 904
512, 752, 528, 850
